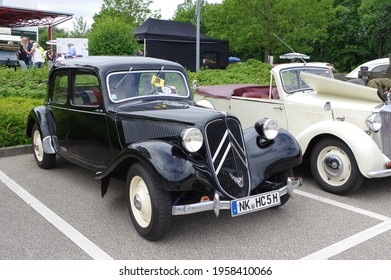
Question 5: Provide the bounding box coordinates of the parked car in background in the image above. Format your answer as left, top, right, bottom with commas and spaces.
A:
25, 56, 302, 240
195, 62, 391, 195
346, 57, 389, 79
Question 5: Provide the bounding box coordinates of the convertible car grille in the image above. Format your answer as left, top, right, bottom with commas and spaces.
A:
380, 109, 391, 159
205, 117, 251, 199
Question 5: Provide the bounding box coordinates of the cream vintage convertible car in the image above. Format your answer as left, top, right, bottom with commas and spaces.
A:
195, 62, 391, 194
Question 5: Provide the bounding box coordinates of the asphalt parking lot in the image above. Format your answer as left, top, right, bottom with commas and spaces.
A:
0, 150, 391, 260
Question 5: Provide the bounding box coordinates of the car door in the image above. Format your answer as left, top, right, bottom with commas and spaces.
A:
229, 96, 288, 131
66, 69, 113, 170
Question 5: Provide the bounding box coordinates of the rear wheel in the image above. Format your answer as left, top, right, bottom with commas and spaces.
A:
31, 123, 55, 169
310, 137, 364, 194
126, 163, 172, 241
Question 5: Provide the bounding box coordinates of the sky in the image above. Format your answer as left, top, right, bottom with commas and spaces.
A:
2, 0, 223, 30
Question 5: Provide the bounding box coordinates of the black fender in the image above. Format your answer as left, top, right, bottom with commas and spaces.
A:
96, 140, 214, 196
244, 127, 302, 188
25, 106, 57, 154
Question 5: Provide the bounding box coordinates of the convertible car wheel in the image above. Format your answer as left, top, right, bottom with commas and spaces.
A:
31, 124, 55, 169
310, 137, 364, 194
126, 163, 172, 241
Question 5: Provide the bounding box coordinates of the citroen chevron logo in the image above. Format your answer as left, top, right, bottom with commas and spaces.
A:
229, 173, 244, 188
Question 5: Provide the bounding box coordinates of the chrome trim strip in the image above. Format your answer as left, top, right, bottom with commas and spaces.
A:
212, 130, 228, 162
172, 177, 303, 216
228, 129, 245, 156
215, 142, 231, 175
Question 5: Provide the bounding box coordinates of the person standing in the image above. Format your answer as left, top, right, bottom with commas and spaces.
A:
16, 44, 29, 67
66, 41, 76, 58
28, 42, 43, 68
21, 37, 32, 67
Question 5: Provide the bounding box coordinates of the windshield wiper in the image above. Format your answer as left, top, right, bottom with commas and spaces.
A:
114, 67, 133, 89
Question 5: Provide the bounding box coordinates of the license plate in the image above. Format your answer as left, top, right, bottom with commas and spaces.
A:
231, 190, 281, 217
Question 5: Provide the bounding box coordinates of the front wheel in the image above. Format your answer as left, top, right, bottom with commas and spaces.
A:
31, 123, 55, 169
310, 137, 364, 194
126, 163, 172, 241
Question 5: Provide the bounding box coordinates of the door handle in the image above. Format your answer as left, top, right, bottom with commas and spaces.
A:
273, 106, 283, 110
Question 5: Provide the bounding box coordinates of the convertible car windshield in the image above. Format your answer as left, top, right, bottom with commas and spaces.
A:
281, 67, 332, 94
107, 70, 190, 102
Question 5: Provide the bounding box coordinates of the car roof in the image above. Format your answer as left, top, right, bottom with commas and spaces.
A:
346, 57, 390, 78
52, 56, 186, 74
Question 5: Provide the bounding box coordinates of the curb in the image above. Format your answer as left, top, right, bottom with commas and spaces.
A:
0, 145, 31, 158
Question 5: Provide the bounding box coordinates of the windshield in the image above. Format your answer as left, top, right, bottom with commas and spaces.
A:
107, 70, 190, 102
281, 67, 332, 94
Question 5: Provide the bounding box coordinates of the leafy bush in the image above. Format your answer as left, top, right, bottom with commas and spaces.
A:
0, 67, 49, 99
0, 96, 43, 147
188, 59, 272, 86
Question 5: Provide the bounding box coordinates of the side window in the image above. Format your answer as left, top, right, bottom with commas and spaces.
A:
52, 72, 68, 104
73, 72, 101, 106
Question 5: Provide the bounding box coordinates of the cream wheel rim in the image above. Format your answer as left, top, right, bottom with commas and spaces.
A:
129, 176, 152, 228
33, 129, 44, 162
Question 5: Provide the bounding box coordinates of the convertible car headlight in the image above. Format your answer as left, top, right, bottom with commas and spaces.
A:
181, 128, 203, 152
366, 113, 382, 132
255, 118, 279, 140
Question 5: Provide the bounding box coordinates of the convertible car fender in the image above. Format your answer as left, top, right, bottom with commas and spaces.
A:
296, 120, 388, 178
26, 106, 56, 154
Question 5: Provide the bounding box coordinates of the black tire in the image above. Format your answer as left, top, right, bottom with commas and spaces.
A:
310, 137, 364, 194
31, 123, 56, 169
126, 163, 172, 241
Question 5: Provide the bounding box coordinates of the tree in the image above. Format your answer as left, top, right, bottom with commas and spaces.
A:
172, 0, 211, 33
93, 0, 160, 26
88, 16, 138, 56
199, 0, 334, 62
359, 0, 391, 59
70, 17, 91, 38
38, 26, 69, 49
320, 0, 371, 72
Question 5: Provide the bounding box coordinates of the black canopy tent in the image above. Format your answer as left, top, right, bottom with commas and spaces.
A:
134, 18, 229, 72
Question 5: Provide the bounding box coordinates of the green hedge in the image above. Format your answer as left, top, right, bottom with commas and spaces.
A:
0, 67, 49, 99
0, 96, 44, 147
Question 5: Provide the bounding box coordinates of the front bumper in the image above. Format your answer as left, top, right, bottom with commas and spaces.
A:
172, 177, 302, 217
368, 169, 391, 178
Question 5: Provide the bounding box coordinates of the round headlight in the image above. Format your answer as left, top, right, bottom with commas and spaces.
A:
255, 118, 279, 140
263, 119, 279, 140
366, 113, 382, 132
181, 128, 203, 152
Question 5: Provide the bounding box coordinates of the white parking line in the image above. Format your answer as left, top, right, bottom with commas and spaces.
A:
294, 189, 390, 221
0, 170, 113, 260
295, 189, 391, 259
301, 220, 391, 260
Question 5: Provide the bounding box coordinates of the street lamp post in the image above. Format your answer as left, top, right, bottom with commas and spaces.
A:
196, 0, 200, 72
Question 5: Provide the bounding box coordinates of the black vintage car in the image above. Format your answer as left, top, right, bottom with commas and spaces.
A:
26, 56, 302, 240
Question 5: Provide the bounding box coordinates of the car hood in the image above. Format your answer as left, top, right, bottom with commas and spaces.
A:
300, 72, 382, 103
113, 100, 229, 144
115, 100, 225, 125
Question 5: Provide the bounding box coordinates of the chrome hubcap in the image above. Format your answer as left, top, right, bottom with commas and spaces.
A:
134, 194, 142, 210
323, 155, 343, 178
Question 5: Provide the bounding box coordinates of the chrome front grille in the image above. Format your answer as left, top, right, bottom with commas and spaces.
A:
380, 107, 391, 159
204, 117, 251, 199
